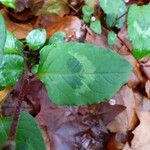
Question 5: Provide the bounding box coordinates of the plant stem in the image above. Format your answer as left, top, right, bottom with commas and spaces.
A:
8, 77, 29, 141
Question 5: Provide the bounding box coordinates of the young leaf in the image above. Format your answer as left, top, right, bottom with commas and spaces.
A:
90, 19, 102, 34
0, 54, 24, 90
4, 31, 23, 55
26, 29, 46, 51
82, 4, 94, 23
107, 31, 117, 46
128, 4, 150, 59
0, 14, 6, 54
0, 112, 46, 150
37, 42, 132, 105
49, 31, 66, 44
0, 0, 16, 9
99, 0, 127, 28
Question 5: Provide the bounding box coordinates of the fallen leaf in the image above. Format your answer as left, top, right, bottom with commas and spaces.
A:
131, 111, 150, 150
145, 80, 150, 99
0, 9, 33, 39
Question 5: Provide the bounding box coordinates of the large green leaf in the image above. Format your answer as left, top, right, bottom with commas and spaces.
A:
37, 42, 132, 105
127, 4, 150, 59
99, 0, 127, 28
0, 112, 46, 150
0, 14, 6, 54
0, 54, 24, 90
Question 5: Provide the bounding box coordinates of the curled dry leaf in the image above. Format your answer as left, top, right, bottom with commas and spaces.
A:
0, 87, 13, 104
131, 111, 150, 150
35, 15, 85, 40
0, 9, 33, 39
107, 85, 141, 134
145, 80, 150, 99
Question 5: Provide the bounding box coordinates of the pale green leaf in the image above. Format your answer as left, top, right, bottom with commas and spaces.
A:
0, 0, 16, 9
128, 4, 150, 59
90, 19, 102, 34
37, 42, 132, 105
99, 0, 127, 28
0, 14, 6, 54
26, 29, 46, 51
0, 54, 24, 90
4, 31, 23, 55
0, 112, 46, 150
108, 31, 117, 46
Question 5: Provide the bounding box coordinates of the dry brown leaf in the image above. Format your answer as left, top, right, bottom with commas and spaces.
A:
0, 87, 13, 104
107, 85, 141, 134
145, 80, 150, 99
0, 9, 33, 39
131, 111, 150, 150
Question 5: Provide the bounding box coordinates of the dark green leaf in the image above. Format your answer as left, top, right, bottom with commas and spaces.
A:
90, 19, 102, 34
0, 54, 24, 89
127, 4, 150, 59
4, 31, 23, 55
0, 14, 6, 54
0, 112, 46, 150
37, 42, 132, 105
26, 29, 46, 51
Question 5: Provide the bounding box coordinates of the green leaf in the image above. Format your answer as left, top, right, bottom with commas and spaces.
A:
0, 0, 16, 9
0, 54, 24, 89
90, 19, 102, 34
99, 0, 127, 28
127, 4, 150, 59
82, 4, 94, 23
49, 31, 66, 44
26, 29, 46, 51
0, 112, 46, 150
31, 64, 39, 74
0, 14, 6, 54
108, 31, 117, 46
37, 42, 132, 105
4, 31, 23, 55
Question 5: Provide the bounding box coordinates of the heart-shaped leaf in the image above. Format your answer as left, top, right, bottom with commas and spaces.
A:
37, 42, 132, 105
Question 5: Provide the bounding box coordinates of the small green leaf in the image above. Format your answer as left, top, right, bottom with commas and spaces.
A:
26, 29, 46, 51
90, 19, 102, 34
49, 31, 66, 44
37, 42, 132, 105
0, 54, 24, 90
0, 14, 6, 54
128, 4, 150, 59
0, 112, 46, 150
99, 0, 127, 28
4, 31, 23, 55
0, 0, 16, 9
31, 64, 39, 74
82, 4, 94, 23
108, 31, 117, 46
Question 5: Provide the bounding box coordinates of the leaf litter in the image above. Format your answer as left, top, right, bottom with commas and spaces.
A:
0, 0, 150, 149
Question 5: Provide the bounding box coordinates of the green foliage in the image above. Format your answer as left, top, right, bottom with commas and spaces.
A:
127, 4, 150, 59
49, 31, 66, 44
0, 54, 24, 90
82, 4, 94, 23
26, 29, 47, 51
99, 0, 127, 28
0, 14, 6, 54
0, 0, 16, 9
90, 19, 102, 34
4, 31, 23, 55
108, 31, 117, 46
37, 42, 132, 105
0, 112, 46, 150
